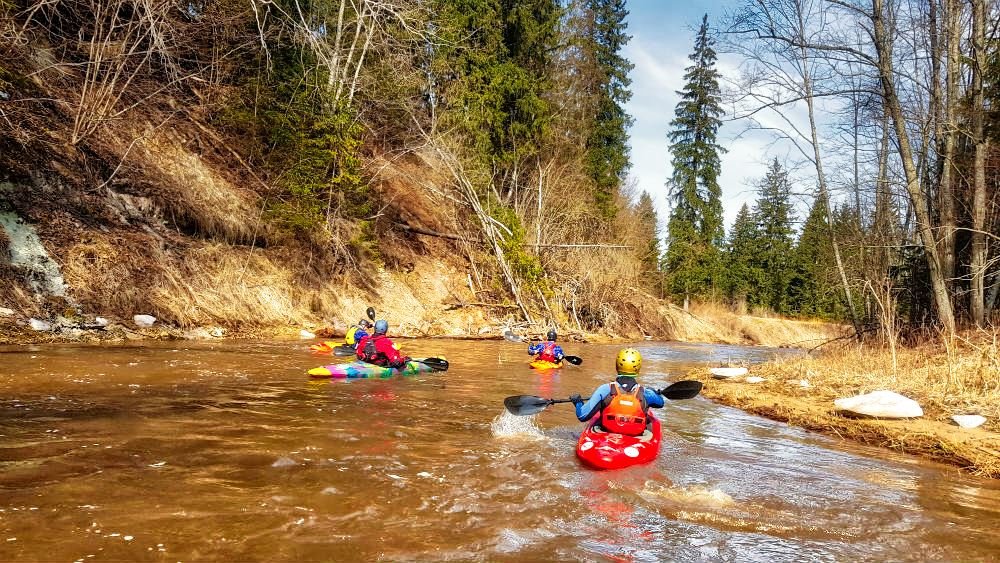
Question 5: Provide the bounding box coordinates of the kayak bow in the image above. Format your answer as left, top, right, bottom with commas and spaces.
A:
575, 414, 662, 470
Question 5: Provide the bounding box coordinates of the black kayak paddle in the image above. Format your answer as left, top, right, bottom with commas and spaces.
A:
503, 330, 525, 343
503, 380, 703, 416
413, 357, 449, 371
333, 345, 356, 356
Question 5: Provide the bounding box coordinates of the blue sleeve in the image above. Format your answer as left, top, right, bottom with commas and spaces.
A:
356, 329, 368, 341
553, 345, 564, 360
528, 343, 542, 354
644, 388, 665, 408
575, 384, 612, 421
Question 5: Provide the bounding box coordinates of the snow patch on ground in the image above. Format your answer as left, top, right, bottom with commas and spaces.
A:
0, 211, 70, 298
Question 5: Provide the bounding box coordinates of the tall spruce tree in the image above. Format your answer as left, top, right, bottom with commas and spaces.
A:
432, 0, 558, 180
790, 193, 841, 319
636, 191, 661, 278
663, 14, 725, 302
725, 203, 762, 311
753, 159, 796, 313
584, 0, 634, 220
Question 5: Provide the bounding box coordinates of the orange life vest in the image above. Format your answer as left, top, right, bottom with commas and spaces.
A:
601, 382, 648, 436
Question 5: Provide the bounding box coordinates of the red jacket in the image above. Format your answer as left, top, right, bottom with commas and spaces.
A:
356, 334, 408, 367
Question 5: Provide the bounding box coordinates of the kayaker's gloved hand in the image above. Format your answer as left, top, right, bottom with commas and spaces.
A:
569, 394, 583, 405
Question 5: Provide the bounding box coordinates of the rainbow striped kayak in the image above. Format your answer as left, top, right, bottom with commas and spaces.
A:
308, 358, 446, 379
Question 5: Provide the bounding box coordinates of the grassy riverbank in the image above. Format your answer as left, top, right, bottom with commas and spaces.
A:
689, 334, 1000, 478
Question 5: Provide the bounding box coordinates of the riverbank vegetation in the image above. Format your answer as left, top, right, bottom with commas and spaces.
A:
663, 2, 1000, 335
1, 2, 998, 353
655, 1, 1000, 475
690, 330, 1000, 477
0, 0, 678, 339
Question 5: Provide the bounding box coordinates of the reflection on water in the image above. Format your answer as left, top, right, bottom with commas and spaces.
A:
1, 339, 999, 561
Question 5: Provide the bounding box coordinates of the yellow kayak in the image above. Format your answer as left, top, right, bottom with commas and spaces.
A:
529, 359, 563, 371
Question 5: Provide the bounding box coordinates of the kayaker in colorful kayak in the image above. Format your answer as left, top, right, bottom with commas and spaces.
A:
571, 348, 664, 436
528, 329, 564, 364
356, 320, 410, 369
345, 319, 373, 350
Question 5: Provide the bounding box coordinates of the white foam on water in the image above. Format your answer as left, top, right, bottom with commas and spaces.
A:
643, 482, 735, 508
271, 456, 297, 468
490, 411, 545, 440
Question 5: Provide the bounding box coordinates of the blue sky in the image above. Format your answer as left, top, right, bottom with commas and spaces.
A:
623, 0, 776, 232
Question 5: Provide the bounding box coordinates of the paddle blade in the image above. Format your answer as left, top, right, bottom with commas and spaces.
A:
366, 307, 376, 321
309, 343, 332, 354
658, 380, 703, 400
333, 346, 356, 357
563, 355, 583, 365
503, 330, 523, 343
417, 357, 449, 371
503, 395, 552, 416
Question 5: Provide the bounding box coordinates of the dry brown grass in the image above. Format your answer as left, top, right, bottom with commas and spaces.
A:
755, 335, 1000, 424
664, 301, 847, 348
57, 226, 498, 334
689, 334, 1000, 478
135, 131, 262, 245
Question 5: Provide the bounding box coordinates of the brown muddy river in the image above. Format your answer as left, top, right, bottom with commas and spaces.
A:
1, 339, 998, 561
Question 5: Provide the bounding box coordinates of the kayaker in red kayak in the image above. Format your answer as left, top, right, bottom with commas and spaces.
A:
571, 348, 664, 435
356, 320, 410, 369
528, 329, 565, 364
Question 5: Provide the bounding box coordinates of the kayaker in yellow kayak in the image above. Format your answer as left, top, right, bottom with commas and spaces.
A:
528, 329, 565, 365
344, 319, 373, 350
570, 348, 664, 435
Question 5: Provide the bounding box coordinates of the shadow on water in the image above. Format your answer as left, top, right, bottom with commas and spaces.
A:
0, 339, 998, 561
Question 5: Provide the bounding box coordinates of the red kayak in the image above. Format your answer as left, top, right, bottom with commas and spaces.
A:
575, 414, 662, 470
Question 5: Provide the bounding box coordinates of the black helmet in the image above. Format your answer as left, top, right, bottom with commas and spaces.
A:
359, 319, 373, 329
546, 329, 557, 342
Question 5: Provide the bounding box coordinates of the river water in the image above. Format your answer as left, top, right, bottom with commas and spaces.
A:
1, 339, 998, 562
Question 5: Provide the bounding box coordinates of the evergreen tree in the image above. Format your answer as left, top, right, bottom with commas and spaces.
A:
636, 191, 661, 278
753, 159, 796, 313
790, 193, 841, 319
432, 0, 558, 179
725, 203, 762, 311
663, 14, 725, 301
584, 0, 634, 219
502, 0, 560, 77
